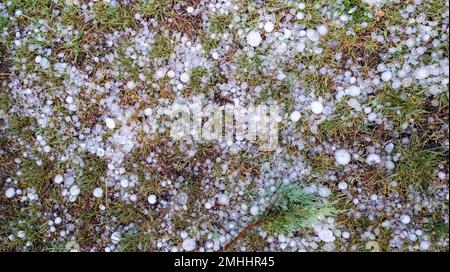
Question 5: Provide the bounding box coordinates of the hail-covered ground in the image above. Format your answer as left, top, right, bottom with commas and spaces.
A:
0, 0, 448, 252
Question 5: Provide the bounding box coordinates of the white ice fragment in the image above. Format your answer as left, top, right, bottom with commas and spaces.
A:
144, 108, 153, 117
54, 175, 64, 184
335, 149, 351, 165
318, 229, 335, 243
381, 71, 392, 82
250, 205, 259, 216
180, 72, 190, 83
317, 24, 328, 36
400, 214, 411, 225
120, 179, 129, 188
5, 188, 15, 198
105, 118, 116, 129
93, 187, 103, 198
69, 185, 80, 197
217, 193, 230, 205
414, 67, 429, 80
290, 111, 301, 122
246, 31, 262, 47
310, 101, 323, 114
366, 153, 381, 165
345, 85, 361, 97
182, 238, 196, 251
148, 194, 157, 204
96, 148, 105, 157
264, 22, 275, 33
306, 29, 320, 42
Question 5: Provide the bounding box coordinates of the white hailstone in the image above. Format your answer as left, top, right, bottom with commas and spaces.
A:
381, 71, 392, 82
35, 55, 42, 64
217, 193, 230, 205
290, 111, 301, 122
318, 230, 335, 243
298, 2, 306, 9
15, 10, 23, 16
316, 24, 328, 36
105, 118, 116, 129
154, 68, 166, 79
345, 85, 361, 97
180, 72, 190, 83
318, 187, 331, 198
306, 29, 320, 42
40, 57, 50, 69
342, 231, 350, 239
167, 70, 175, 78
385, 160, 395, 170
120, 179, 129, 188
147, 194, 157, 204
338, 182, 348, 191
144, 108, 153, 117
43, 145, 51, 153
96, 148, 105, 157
400, 215, 411, 225
419, 240, 430, 251
204, 202, 212, 209
264, 21, 275, 33
310, 101, 323, 114
347, 98, 361, 111
367, 112, 377, 122
69, 185, 80, 197
126, 81, 136, 89
54, 217, 62, 225
186, 6, 194, 13
366, 153, 381, 165
250, 206, 259, 216
111, 232, 121, 244
54, 175, 64, 184
17, 231, 26, 239
334, 149, 351, 165
414, 67, 429, 80
246, 31, 262, 47
5, 188, 16, 198
182, 238, 196, 251
93, 187, 103, 198
65, 96, 74, 104
437, 172, 446, 180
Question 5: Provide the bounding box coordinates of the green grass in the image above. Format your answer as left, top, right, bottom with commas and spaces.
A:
118, 228, 154, 252
188, 66, 209, 93
209, 14, 232, 33
374, 86, 426, 129
262, 183, 337, 235
136, 0, 181, 20
150, 33, 175, 62
318, 105, 366, 140
79, 154, 107, 191
93, 2, 135, 31
392, 136, 444, 191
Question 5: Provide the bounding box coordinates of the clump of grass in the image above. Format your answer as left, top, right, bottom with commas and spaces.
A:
188, 66, 209, 93
150, 33, 175, 61
209, 14, 232, 33
392, 136, 443, 191
1, 207, 48, 251
93, 2, 135, 31
374, 86, 426, 129
79, 154, 107, 191
223, 183, 337, 250
340, 0, 374, 28
118, 228, 154, 252
136, 0, 180, 20
262, 184, 337, 235
318, 105, 366, 140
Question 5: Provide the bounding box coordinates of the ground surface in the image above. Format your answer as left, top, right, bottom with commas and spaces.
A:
0, 0, 449, 252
